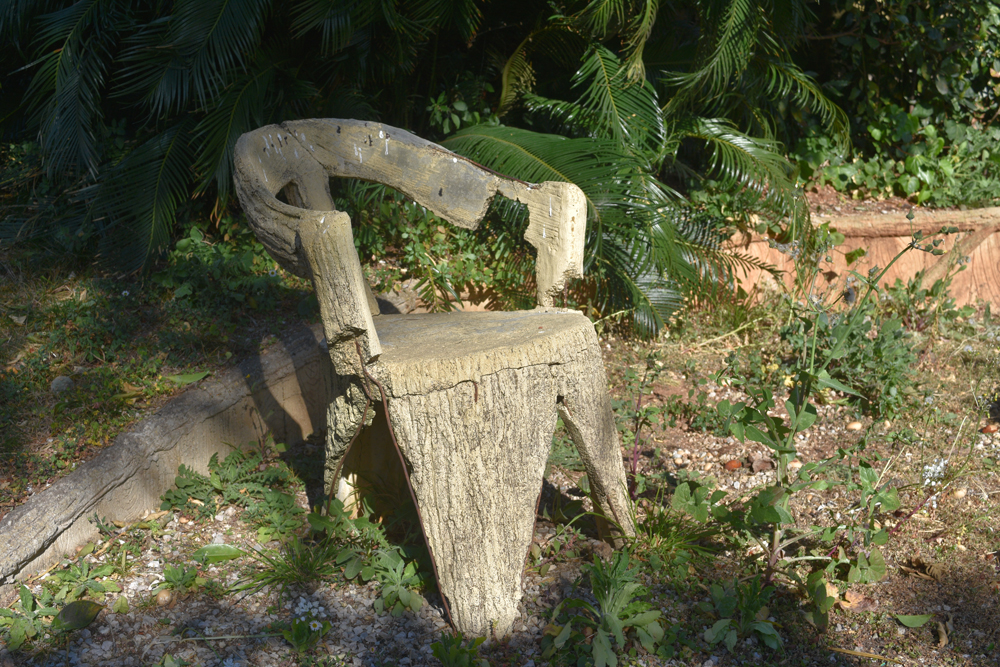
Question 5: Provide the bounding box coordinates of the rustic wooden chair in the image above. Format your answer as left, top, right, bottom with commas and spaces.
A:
233, 119, 633, 636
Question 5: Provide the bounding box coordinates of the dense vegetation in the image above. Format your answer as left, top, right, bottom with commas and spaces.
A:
1, 0, 998, 332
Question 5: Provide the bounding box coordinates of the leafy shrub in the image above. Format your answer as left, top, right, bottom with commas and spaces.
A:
795, 112, 1000, 207
151, 217, 291, 310
780, 303, 918, 419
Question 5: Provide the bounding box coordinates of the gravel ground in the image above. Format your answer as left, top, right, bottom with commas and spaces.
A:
0, 471, 637, 667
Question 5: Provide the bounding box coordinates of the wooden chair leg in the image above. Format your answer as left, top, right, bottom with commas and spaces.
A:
556, 354, 635, 544
384, 368, 557, 636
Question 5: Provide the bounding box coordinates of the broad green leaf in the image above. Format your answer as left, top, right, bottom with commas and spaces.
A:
816, 372, 861, 397
705, 618, 731, 644
895, 614, 933, 628
51, 600, 104, 632
163, 371, 210, 386
867, 548, 887, 581
192, 544, 244, 564
553, 622, 572, 648
343, 556, 363, 580
624, 610, 661, 627
724, 627, 738, 652
112, 596, 129, 614
592, 630, 616, 667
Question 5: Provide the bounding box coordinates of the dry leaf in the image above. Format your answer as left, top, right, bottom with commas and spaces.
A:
981, 424, 999, 434
188, 498, 205, 506
900, 556, 945, 581
936, 620, 948, 648
751, 458, 774, 473
724, 459, 742, 471
839, 590, 877, 613
9, 315, 26, 326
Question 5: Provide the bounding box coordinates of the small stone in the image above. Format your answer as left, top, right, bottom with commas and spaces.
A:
50, 376, 75, 394
846, 421, 863, 431
787, 460, 803, 472
952, 488, 967, 499
156, 590, 173, 606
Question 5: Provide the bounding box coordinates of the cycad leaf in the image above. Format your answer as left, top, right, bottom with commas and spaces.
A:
25, 0, 124, 177
88, 122, 195, 273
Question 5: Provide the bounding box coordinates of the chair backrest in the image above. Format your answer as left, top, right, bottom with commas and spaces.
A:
233, 119, 587, 361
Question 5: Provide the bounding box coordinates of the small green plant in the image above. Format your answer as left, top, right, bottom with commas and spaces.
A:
157, 564, 205, 593
46, 557, 122, 602
0, 585, 59, 650
700, 576, 782, 652
431, 631, 488, 667
369, 549, 424, 616
246, 489, 306, 543
281, 616, 332, 657
151, 216, 290, 310
160, 446, 293, 517
542, 551, 669, 666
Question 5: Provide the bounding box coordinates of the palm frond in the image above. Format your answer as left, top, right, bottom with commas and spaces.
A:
90, 122, 196, 273
569, 0, 659, 82
662, 0, 759, 112
119, 0, 271, 115
496, 25, 585, 116
192, 56, 280, 203
411, 0, 482, 43
532, 45, 665, 160
290, 0, 375, 55
442, 123, 697, 333
681, 117, 801, 216
25, 0, 124, 178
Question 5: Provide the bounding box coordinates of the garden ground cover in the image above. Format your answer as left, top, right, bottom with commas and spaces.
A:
1, 201, 1000, 666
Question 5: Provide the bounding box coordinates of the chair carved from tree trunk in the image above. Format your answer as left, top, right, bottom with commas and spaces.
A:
233, 119, 633, 637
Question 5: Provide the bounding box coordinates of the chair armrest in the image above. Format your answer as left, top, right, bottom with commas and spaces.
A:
233, 126, 381, 363
281, 119, 586, 306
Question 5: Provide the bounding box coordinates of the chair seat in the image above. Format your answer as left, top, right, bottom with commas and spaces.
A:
372, 309, 598, 397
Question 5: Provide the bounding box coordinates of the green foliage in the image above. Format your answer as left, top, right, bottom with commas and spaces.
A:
881, 270, 976, 333
0, 585, 59, 651
0, 0, 480, 271
655, 223, 968, 628
541, 551, 670, 666
795, 115, 1000, 207
807, 0, 1000, 136
337, 181, 524, 312
779, 302, 918, 419
431, 631, 488, 667
369, 550, 425, 616
46, 557, 121, 602
159, 446, 293, 517
157, 564, 206, 593
150, 217, 289, 310
699, 577, 782, 652
281, 616, 331, 656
